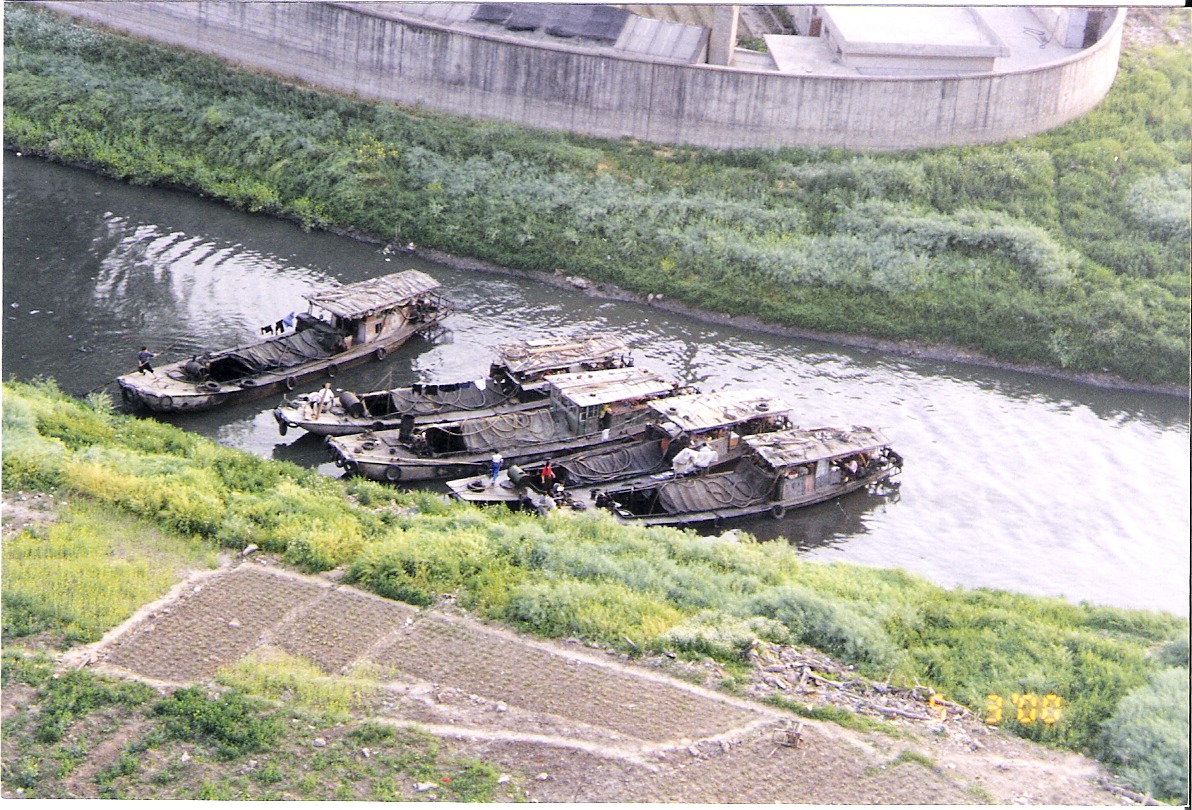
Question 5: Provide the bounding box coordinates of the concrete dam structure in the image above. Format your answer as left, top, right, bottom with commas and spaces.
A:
37, 2, 1126, 151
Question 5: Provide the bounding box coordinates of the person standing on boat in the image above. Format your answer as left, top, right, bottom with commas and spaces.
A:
490, 452, 503, 487
136, 347, 156, 375
540, 460, 556, 491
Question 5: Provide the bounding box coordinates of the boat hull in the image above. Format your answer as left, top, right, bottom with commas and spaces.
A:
606, 469, 899, 527
274, 397, 546, 437
327, 431, 640, 483
118, 326, 432, 414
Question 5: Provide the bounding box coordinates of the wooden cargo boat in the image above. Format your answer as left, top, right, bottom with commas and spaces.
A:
446, 388, 794, 507
272, 333, 632, 437
591, 426, 902, 526
116, 270, 451, 413
325, 366, 685, 482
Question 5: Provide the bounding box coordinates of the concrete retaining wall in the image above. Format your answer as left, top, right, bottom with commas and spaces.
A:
35, 1, 1125, 151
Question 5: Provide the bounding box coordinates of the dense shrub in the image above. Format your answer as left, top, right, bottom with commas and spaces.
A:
744, 584, 899, 667
660, 610, 790, 659
153, 686, 284, 759
34, 669, 154, 743
504, 577, 681, 647
1098, 667, 1190, 803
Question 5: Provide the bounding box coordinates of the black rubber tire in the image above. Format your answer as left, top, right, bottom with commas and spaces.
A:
383, 465, 402, 482
327, 364, 338, 378
770, 504, 786, 520
374, 346, 387, 362
285, 376, 297, 390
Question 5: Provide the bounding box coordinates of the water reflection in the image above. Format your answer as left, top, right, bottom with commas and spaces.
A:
726, 483, 902, 550
4, 157, 1189, 615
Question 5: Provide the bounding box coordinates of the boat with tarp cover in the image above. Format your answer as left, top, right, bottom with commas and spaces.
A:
116, 270, 451, 413
272, 333, 632, 437
325, 365, 685, 482
446, 388, 794, 509
591, 425, 902, 526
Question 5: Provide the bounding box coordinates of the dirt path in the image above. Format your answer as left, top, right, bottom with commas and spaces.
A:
65, 561, 1137, 805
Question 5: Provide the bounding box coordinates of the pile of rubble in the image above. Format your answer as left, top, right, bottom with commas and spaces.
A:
741, 641, 977, 727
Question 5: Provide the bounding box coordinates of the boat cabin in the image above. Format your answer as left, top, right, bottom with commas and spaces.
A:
649, 388, 793, 465
742, 426, 893, 500
494, 334, 632, 395
546, 366, 680, 436
304, 269, 446, 351
407, 366, 679, 457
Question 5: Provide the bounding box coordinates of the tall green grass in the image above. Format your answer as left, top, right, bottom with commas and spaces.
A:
3, 6, 1188, 384
2, 379, 1187, 801
216, 649, 382, 723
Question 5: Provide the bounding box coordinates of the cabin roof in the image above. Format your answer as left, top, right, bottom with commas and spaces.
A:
649, 388, 790, 432
546, 366, 675, 407
305, 270, 440, 318
496, 334, 629, 376
743, 426, 890, 468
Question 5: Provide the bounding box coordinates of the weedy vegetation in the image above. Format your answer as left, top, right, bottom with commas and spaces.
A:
2, 380, 1187, 801
3, 6, 1189, 385
0, 658, 509, 800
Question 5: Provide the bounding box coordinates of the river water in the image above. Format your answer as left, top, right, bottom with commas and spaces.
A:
4, 156, 1189, 616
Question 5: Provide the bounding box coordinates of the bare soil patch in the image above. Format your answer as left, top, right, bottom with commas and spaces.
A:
67, 561, 1137, 805
1, 491, 62, 539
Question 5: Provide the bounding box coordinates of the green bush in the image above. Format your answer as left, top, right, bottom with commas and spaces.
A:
744, 584, 898, 667
153, 686, 284, 760
1, 648, 55, 688
1154, 637, 1190, 668
504, 577, 681, 648
34, 669, 154, 743
660, 610, 791, 660
1098, 667, 1190, 803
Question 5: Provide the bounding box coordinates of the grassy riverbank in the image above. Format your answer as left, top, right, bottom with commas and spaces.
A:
3, 6, 1189, 386
3, 380, 1188, 801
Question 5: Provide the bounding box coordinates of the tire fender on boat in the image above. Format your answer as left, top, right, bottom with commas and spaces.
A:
327, 364, 338, 378
285, 376, 297, 391
160, 395, 173, 409
769, 504, 786, 520
374, 346, 387, 362
199, 380, 220, 392
241, 378, 257, 387
384, 465, 402, 482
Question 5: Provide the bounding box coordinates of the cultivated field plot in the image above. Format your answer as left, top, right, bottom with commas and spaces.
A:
272, 586, 418, 674
100, 566, 323, 682
372, 614, 763, 743
93, 564, 774, 750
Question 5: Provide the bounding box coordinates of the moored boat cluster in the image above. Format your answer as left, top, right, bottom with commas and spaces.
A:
279, 329, 903, 527
119, 269, 900, 527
